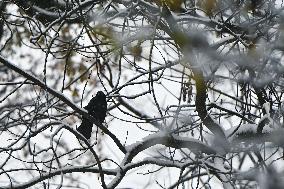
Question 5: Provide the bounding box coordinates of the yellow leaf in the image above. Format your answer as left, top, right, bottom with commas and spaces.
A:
130, 44, 142, 57
152, 0, 183, 12
197, 0, 217, 16
72, 88, 79, 97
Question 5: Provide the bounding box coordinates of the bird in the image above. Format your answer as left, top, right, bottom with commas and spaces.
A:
77, 91, 107, 140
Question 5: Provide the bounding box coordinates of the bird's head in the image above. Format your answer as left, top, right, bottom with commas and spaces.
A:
96, 91, 106, 99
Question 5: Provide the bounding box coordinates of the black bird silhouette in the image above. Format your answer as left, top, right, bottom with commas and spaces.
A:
77, 91, 107, 139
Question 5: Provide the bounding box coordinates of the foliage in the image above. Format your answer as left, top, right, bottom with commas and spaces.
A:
1, 0, 284, 188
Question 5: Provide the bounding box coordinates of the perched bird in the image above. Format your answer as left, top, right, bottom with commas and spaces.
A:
77, 91, 107, 139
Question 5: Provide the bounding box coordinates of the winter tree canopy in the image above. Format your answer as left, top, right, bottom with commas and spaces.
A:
1, 0, 284, 188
